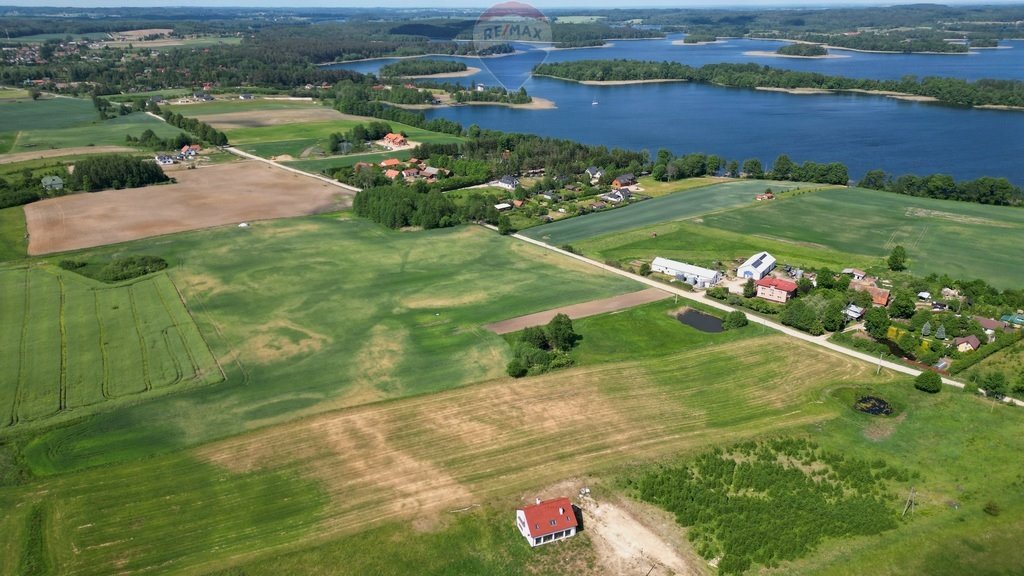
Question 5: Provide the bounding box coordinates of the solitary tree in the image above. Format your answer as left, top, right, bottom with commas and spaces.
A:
890, 289, 916, 318
723, 310, 749, 330
497, 215, 513, 235
935, 324, 947, 340
864, 307, 891, 340
743, 278, 756, 298
921, 321, 932, 337
546, 313, 578, 351
914, 371, 942, 393
981, 372, 1008, 397
888, 245, 907, 271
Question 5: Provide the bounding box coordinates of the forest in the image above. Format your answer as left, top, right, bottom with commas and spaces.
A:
631, 438, 908, 575
533, 60, 1024, 108
857, 171, 1023, 207
379, 59, 467, 77
776, 43, 828, 57
66, 155, 169, 192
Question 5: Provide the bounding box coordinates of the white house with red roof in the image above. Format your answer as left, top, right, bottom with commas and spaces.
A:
516, 497, 578, 547
756, 277, 798, 304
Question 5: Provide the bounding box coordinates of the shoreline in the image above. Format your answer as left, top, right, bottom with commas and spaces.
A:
580, 78, 689, 86
745, 36, 974, 55
321, 52, 519, 66
393, 66, 482, 79
756, 86, 939, 102
743, 50, 849, 59
391, 96, 556, 110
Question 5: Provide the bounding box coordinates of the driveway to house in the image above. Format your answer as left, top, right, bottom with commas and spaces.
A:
501, 227, 1023, 406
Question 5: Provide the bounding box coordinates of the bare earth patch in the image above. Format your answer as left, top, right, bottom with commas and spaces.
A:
192, 108, 359, 130
483, 288, 669, 334
581, 496, 700, 576
864, 411, 908, 441
24, 160, 353, 254
237, 320, 329, 365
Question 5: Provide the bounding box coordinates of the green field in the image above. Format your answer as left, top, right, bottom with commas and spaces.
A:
700, 187, 1024, 288
0, 97, 183, 152
0, 207, 27, 263
165, 99, 325, 116
0, 266, 222, 429
521, 180, 821, 246
283, 149, 415, 173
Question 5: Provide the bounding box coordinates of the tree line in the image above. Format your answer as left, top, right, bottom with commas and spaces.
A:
379, 59, 467, 77
158, 108, 229, 145
858, 170, 1022, 207
532, 60, 1024, 108
66, 154, 169, 192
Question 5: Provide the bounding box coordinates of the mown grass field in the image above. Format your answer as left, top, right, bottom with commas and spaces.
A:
521, 179, 824, 246
0, 207, 26, 262
0, 266, 222, 429
284, 149, 415, 173
0, 97, 183, 153
634, 175, 732, 197
17, 218, 641, 475
700, 187, 1024, 288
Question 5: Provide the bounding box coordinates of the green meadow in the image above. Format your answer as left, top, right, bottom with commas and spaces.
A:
521, 179, 821, 246
700, 187, 1024, 288
283, 149, 415, 173
0, 207, 27, 263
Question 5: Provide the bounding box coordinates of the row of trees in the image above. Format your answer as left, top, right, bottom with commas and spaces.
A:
125, 128, 195, 152
533, 60, 1024, 108
159, 108, 228, 145
66, 154, 169, 192
858, 170, 1022, 206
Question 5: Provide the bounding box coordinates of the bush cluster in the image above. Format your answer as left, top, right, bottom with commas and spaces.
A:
96, 255, 168, 283
506, 314, 579, 378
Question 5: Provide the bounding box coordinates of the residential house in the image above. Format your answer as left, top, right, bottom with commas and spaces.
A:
611, 173, 636, 188
384, 169, 401, 180
239, 93, 254, 100
401, 168, 419, 181
192, 92, 213, 101
585, 166, 604, 182
41, 175, 63, 191
601, 188, 631, 204
651, 257, 721, 286
738, 252, 777, 280
842, 268, 867, 281
496, 175, 520, 191
953, 335, 981, 353
589, 201, 608, 210
755, 191, 774, 201
154, 155, 174, 165
756, 277, 798, 304
516, 498, 578, 548
975, 316, 1009, 342
421, 166, 441, 180
383, 133, 407, 147
379, 158, 402, 168
851, 283, 890, 306
917, 291, 931, 301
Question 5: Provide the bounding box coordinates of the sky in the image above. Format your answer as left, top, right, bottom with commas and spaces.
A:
6, 0, 1020, 8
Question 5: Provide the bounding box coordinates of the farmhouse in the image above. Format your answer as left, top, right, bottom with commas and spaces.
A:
756, 277, 798, 304
738, 251, 776, 280
842, 268, 867, 281
496, 175, 520, 190
154, 155, 175, 166
585, 166, 604, 181
380, 158, 402, 168
601, 188, 631, 204
651, 257, 721, 286
851, 283, 890, 306
975, 316, 1010, 342
953, 335, 981, 353
516, 498, 578, 547
384, 169, 401, 180
402, 168, 419, 181
41, 175, 64, 191
383, 133, 407, 147
755, 191, 774, 201
612, 173, 636, 188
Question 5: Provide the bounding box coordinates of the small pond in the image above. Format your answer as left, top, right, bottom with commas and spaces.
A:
676, 309, 724, 333
855, 396, 893, 416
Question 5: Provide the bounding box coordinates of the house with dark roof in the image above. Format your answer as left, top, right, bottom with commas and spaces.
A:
756, 277, 798, 303
953, 335, 981, 353
585, 166, 604, 181
516, 498, 578, 547
601, 188, 631, 204
496, 175, 520, 190
611, 173, 636, 188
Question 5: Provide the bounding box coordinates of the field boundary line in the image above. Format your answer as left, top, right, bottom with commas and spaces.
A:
128, 285, 154, 393
57, 273, 68, 411
153, 276, 199, 382
166, 271, 233, 385
8, 268, 30, 426
493, 224, 1024, 407
93, 290, 112, 400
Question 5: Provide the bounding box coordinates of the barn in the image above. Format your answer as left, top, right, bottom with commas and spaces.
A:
516, 497, 578, 547
737, 251, 776, 280
651, 257, 721, 286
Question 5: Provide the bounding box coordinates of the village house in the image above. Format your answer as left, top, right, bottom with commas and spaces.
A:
953, 335, 981, 353
651, 257, 721, 287
585, 166, 604, 182
238, 93, 254, 100
756, 277, 798, 304
601, 188, 631, 204
379, 158, 402, 168
154, 155, 175, 166
975, 316, 1009, 342
383, 133, 407, 147
41, 175, 63, 191
738, 252, 776, 280
611, 173, 636, 188
589, 201, 608, 210
401, 168, 419, 181
755, 191, 774, 201
496, 175, 520, 191
421, 166, 441, 180
842, 268, 867, 281
516, 498, 578, 547
384, 169, 401, 180
850, 280, 890, 307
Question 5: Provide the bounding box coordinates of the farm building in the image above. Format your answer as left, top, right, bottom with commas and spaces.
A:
953, 335, 981, 353
842, 268, 867, 281
612, 173, 636, 188
851, 282, 891, 306
380, 158, 402, 168
756, 277, 798, 303
1000, 314, 1024, 327
496, 175, 520, 190
154, 155, 174, 166
384, 169, 401, 180
845, 304, 865, 320
41, 175, 63, 191
755, 191, 774, 201
651, 257, 721, 286
516, 498, 578, 547
738, 252, 776, 280
494, 203, 512, 211
383, 133, 407, 147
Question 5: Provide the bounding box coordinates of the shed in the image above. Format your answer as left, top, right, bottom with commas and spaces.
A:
494, 203, 512, 211
845, 304, 865, 320
738, 252, 777, 280
611, 173, 636, 188
516, 497, 578, 547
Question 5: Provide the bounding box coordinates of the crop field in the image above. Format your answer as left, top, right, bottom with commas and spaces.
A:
577, 219, 868, 271
0, 207, 26, 262
0, 266, 221, 429
0, 97, 182, 154
521, 180, 822, 246
18, 218, 642, 475
700, 187, 1024, 288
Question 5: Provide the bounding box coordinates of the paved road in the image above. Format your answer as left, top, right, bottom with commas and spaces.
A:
502, 227, 1023, 406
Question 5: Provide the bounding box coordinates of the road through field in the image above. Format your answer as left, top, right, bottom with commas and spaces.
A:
504, 227, 1024, 405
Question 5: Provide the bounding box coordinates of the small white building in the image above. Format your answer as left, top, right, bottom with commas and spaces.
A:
494, 203, 512, 211
496, 175, 520, 190
651, 257, 721, 286
516, 497, 578, 547
737, 251, 776, 280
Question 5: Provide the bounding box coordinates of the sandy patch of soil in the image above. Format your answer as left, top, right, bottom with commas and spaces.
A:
581, 496, 700, 576
344, 324, 409, 403
24, 160, 353, 255
0, 146, 136, 164
483, 288, 670, 334
864, 411, 908, 441
397, 66, 482, 79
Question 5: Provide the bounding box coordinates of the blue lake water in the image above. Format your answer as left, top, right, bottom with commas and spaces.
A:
330, 36, 1024, 183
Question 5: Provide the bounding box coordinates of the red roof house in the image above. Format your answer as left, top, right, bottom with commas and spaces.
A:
516, 498, 578, 547
384, 169, 401, 180
383, 132, 407, 147
379, 158, 402, 168
756, 277, 798, 304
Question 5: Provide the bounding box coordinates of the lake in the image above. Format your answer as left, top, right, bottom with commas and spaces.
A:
330, 36, 1024, 184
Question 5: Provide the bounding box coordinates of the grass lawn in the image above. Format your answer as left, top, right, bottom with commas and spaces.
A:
521, 180, 823, 246
635, 175, 732, 197
576, 219, 867, 271
0, 207, 27, 262
17, 218, 641, 475
0, 266, 222, 430
700, 187, 1024, 289
0, 88, 30, 100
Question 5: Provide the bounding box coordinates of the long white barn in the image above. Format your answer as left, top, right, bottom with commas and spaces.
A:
651, 257, 721, 286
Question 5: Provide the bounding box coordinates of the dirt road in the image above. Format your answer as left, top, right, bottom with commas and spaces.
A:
0, 146, 136, 164
483, 287, 670, 334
